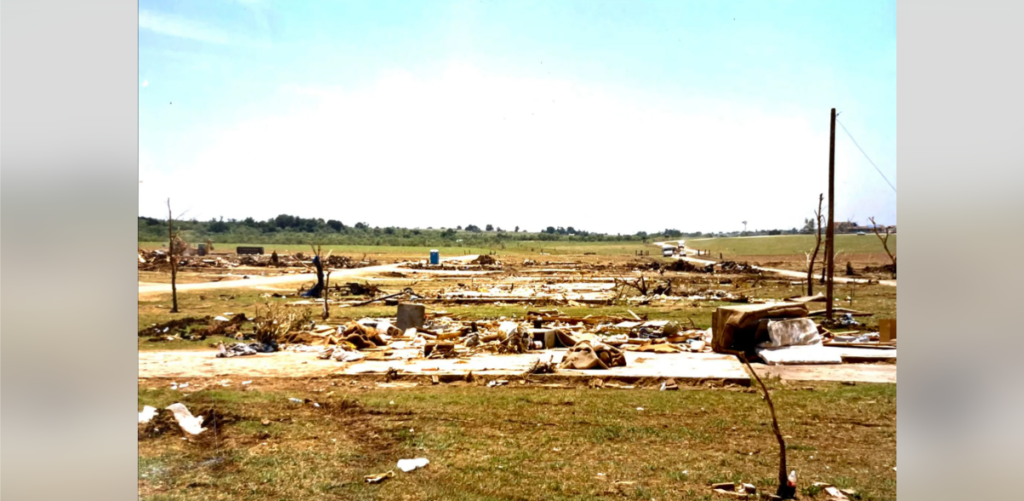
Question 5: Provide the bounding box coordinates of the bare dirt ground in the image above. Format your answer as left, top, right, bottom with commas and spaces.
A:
138, 255, 482, 298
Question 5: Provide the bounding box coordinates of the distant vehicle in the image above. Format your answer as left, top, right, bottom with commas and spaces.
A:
662, 245, 675, 257
856, 231, 866, 236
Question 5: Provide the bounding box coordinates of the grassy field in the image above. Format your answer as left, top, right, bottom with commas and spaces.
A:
686, 234, 896, 258
138, 379, 896, 501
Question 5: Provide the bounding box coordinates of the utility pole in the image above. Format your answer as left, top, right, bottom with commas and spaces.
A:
825, 108, 836, 321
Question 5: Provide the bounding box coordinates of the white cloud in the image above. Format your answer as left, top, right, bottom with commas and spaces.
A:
140, 63, 892, 233
139, 10, 231, 45
139, 9, 272, 49
142, 80, 149, 88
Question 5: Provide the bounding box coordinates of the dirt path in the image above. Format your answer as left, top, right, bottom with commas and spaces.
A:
652, 242, 896, 287
139, 255, 481, 297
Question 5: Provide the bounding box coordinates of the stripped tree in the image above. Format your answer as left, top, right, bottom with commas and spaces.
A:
167, 199, 179, 313
804, 194, 824, 296
309, 241, 333, 320
869, 217, 896, 279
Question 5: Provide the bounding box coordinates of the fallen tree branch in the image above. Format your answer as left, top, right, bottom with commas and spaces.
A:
351, 288, 422, 307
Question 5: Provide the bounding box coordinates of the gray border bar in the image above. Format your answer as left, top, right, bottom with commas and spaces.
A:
2, 1, 138, 500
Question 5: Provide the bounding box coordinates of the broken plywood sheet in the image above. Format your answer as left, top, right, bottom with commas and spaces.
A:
824, 346, 897, 362
340, 350, 748, 383
138, 349, 750, 383
757, 345, 843, 365
750, 362, 896, 384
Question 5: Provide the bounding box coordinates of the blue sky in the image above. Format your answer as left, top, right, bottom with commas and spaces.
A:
139, 0, 896, 234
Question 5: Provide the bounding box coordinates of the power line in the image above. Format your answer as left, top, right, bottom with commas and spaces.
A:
836, 119, 897, 194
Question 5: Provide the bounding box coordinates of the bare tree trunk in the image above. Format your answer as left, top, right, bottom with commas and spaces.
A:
807, 194, 824, 296
168, 199, 179, 313
869, 217, 897, 279
311, 243, 331, 320
737, 353, 794, 498
322, 270, 331, 320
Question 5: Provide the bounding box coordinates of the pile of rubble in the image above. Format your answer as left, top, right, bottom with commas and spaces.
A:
434, 282, 617, 305
401, 261, 503, 271
138, 249, 376, 271
717, 261, 760, 274
624, 259, 761, 275
138, 313, 250, 342
624, 287, 751, 305
225, 306, 718, 370
711, 301, 895, 365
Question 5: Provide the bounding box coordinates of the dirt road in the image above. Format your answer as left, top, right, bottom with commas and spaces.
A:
652, 242, 896, 287
138, 255, 482, 297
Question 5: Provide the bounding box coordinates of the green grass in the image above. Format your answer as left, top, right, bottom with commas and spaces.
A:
138, 381, 897, 501
686, 234, 896, 258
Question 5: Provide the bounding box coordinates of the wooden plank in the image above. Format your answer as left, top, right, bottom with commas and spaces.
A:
879, 319, 897, 342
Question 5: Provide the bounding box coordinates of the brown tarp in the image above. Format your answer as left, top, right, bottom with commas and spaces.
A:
559, 341, 627, 370
712, 302, 809, 353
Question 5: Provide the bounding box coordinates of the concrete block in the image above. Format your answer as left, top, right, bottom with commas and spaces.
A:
528, 328, 556, 349
396, 303, 426, 331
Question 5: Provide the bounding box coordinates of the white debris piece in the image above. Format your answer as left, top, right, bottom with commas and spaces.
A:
397, 458, 429, 472
757, 345, 842, 365
498, 321, 521, 336
317, 346, 366, 363
376, 320, 398, 336
165, 403, 206, 435
138, 406, 158, 424
764, 318, 821, 348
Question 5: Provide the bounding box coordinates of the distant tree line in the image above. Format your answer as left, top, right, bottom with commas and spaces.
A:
138, 214, 812, 246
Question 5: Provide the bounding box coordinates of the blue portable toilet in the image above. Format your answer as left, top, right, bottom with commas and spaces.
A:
429, 249, 440, 265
